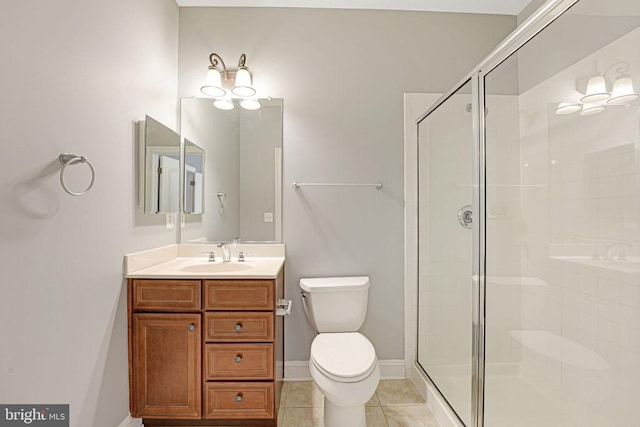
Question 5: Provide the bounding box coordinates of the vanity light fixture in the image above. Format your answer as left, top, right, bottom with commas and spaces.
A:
555, 62, 638, 116
200, 52, 259, 110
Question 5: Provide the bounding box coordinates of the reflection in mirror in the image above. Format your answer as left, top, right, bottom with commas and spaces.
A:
180, 98, 283, 243
183, 139, 204, 214
140, 115, 180, 214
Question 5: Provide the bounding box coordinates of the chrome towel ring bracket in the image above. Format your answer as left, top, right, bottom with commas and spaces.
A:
58, 153, 95, 196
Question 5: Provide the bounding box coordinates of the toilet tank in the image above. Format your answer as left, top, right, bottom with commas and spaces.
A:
299, 276, 370, 333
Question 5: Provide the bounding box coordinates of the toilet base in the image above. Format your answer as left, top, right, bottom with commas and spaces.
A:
322, 396, 366, 427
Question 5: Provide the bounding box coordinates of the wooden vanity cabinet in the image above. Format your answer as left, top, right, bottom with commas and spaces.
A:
128, 272, 284, 426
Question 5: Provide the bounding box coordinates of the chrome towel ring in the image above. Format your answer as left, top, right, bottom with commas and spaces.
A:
59, 153, 95, 196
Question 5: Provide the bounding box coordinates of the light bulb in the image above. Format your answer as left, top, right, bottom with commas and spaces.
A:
232, 68, 256, 97
240, 99, 261, 110
579, 103, 605, 116
581, 75, 610, 103
200, 68, 225, 97
213, 99, 234, 110
607, 77, 638, 105
555, 102, 581, 115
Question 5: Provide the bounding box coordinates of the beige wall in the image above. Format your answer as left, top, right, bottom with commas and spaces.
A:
0, 1, 179, 426
178, 7, 517, 362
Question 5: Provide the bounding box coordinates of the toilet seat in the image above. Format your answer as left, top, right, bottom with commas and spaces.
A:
310, 332, 377, 383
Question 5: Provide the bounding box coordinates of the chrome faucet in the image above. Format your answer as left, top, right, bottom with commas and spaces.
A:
604, 241, 633, 260
218, 243, 231, 262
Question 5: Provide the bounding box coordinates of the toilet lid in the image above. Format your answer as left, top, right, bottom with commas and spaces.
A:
310, 332, 377, 383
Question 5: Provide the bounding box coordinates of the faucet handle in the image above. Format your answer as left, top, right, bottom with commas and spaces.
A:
201, 251, 215, 262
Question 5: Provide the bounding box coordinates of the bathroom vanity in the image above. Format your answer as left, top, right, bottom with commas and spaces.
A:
125, 244, 286, 426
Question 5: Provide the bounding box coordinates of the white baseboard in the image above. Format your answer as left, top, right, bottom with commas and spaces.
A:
285, 360, 406, 381
411, 362, 463, 427
117, 415, 142, 427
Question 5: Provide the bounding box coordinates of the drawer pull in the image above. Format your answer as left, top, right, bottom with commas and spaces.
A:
235, 393, 243, 403
188, 324, 195, 332
234, 323, 243, 332
235, 354, 243, 363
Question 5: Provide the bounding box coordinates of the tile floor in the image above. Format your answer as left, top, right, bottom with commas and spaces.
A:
277, 379, 439, 427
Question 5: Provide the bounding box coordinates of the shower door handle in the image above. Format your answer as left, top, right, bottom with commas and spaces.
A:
457, 205, 473, 229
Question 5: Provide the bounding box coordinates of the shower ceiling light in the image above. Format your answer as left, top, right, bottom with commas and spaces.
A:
199, 52, 259, 110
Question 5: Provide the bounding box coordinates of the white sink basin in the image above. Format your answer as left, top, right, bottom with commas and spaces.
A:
179, 262, 254, 273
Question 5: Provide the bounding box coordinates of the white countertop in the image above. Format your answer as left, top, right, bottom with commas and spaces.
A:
126, 256, 284, 279
124, 243, 285, 279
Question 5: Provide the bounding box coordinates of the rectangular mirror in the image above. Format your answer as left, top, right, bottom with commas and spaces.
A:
180, 98, 283, 243
138, 115, 180, 214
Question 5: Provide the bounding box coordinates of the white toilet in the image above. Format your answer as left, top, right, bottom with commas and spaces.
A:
299, 276, 380, 427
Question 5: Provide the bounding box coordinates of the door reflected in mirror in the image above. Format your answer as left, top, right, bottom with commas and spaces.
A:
183, 138, 204, 214
180, 98, 283, 243
140, 115, 180, 214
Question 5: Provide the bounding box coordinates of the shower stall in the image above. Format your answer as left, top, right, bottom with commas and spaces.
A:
416, 0, 640, 425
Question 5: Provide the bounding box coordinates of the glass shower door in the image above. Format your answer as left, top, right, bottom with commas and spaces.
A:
482, 0, 640, 425
417, 80, 474, 425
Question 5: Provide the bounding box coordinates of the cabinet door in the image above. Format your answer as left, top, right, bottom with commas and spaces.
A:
133, 314, 201, 418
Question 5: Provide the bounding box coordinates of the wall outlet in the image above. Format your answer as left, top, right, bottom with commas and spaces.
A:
166, 214, 174, 229
264, 212, 274, 223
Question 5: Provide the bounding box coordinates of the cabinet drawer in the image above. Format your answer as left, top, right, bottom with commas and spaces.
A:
205, 312, 274, 342
205, 280, 274, 311
204, 382, 274, 419
205, 344, 274, 380
132, 280, 201, 311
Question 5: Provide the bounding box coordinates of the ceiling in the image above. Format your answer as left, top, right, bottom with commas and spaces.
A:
175, 0, 534, 16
